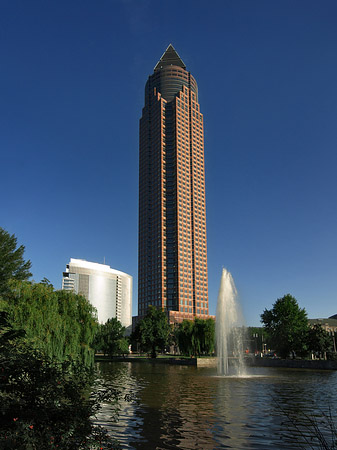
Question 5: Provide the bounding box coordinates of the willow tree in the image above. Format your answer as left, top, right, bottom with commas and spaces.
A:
176, 319, 194, 356
2, 280, 98, 366
176, 318, 215, 357
57, 289, 98, 366
199, 317, 215, 355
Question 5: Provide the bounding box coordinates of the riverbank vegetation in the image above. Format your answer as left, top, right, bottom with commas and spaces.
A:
175, 317, 215, 357
131, 305, 215, 357
2, 279, 98, 365
0, 227, 119, 448
131, 305, 171, 358
261, 294, 335, 360
94, 317, 129, 357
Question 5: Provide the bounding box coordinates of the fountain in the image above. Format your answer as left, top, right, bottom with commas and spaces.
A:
216, 268, 246, 376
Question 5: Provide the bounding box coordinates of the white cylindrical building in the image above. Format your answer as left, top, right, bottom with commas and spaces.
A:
62, 258, 132, 334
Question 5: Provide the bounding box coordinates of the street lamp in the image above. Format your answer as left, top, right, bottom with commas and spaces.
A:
253, 333, 258, 354
331, 331, 336, 353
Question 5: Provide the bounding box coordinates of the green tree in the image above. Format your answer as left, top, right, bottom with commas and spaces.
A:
40, 277, 53, 286
0, 310, 25, 346
203, 318, 216, 355
0, 326, 119, 449
2, 280, 98, 366
176, 318, 215, 357
132, 306, 170, 358
261, 294, 309, 359
192, 318, 215, 356
0, 227, 32, 295
94, 317, 129, 356
176, 319, 194, 356
307, 324, 332, 359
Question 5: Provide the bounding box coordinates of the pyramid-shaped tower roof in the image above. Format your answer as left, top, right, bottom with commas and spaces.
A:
154, 44, 186, 71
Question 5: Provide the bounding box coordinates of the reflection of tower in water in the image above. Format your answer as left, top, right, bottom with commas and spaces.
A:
93, 362, 336, 449
129, 364, 217, 450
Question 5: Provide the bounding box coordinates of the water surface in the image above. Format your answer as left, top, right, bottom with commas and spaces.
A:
94, 362, 337, 449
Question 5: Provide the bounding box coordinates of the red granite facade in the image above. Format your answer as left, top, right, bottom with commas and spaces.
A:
138, 45, 209, 323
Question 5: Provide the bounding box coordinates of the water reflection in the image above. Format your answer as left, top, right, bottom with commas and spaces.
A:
94, 362, 337, 449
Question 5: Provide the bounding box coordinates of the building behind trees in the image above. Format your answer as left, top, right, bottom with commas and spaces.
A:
62, 258, 132, 334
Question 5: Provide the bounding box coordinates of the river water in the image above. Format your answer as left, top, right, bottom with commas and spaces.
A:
94, 361, 337, 449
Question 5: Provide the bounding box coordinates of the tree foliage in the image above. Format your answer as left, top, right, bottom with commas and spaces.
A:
0, 227, 32, 296
307, 324, 333, 358
94, 317, 129, 356
1, 280, 98, 366
176, 318, 215, 357
0, 310, 25, 345
0, 319, 120, 449
261, 294, 309, 358
0, 228, 123, 448
195, 318, 215, 356
176, 319, 194, 356
132, 306, 171, 358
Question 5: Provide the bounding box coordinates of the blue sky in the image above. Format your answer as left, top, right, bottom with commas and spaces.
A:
1, 0, 337, 325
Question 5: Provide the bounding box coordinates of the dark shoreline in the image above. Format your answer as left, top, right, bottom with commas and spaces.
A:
95, 355, 198, 365
95, 355, 337, 370
246, 356, 337, 370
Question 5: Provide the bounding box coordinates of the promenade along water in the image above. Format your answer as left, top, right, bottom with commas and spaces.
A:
94, 361, 337, 450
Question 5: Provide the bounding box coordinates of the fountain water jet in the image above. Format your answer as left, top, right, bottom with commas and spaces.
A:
216, 268, 246, 376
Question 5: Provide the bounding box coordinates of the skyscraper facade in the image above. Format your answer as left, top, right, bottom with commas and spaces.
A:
138, 45, 209, 323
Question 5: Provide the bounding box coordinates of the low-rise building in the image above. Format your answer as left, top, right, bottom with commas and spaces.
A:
308, 318, 337, 333
62, 258, 132, 334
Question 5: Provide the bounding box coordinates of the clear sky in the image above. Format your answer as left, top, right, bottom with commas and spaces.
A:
1, 0, 337, 326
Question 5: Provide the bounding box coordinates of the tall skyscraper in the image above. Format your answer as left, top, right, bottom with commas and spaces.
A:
138, 45, 208, 321
138, 44, 209, 323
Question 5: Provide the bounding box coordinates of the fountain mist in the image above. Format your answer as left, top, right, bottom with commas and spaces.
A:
216, 268, 246, 376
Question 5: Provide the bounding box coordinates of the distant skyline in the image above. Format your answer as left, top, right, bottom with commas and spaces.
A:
1, 0, 337, 325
